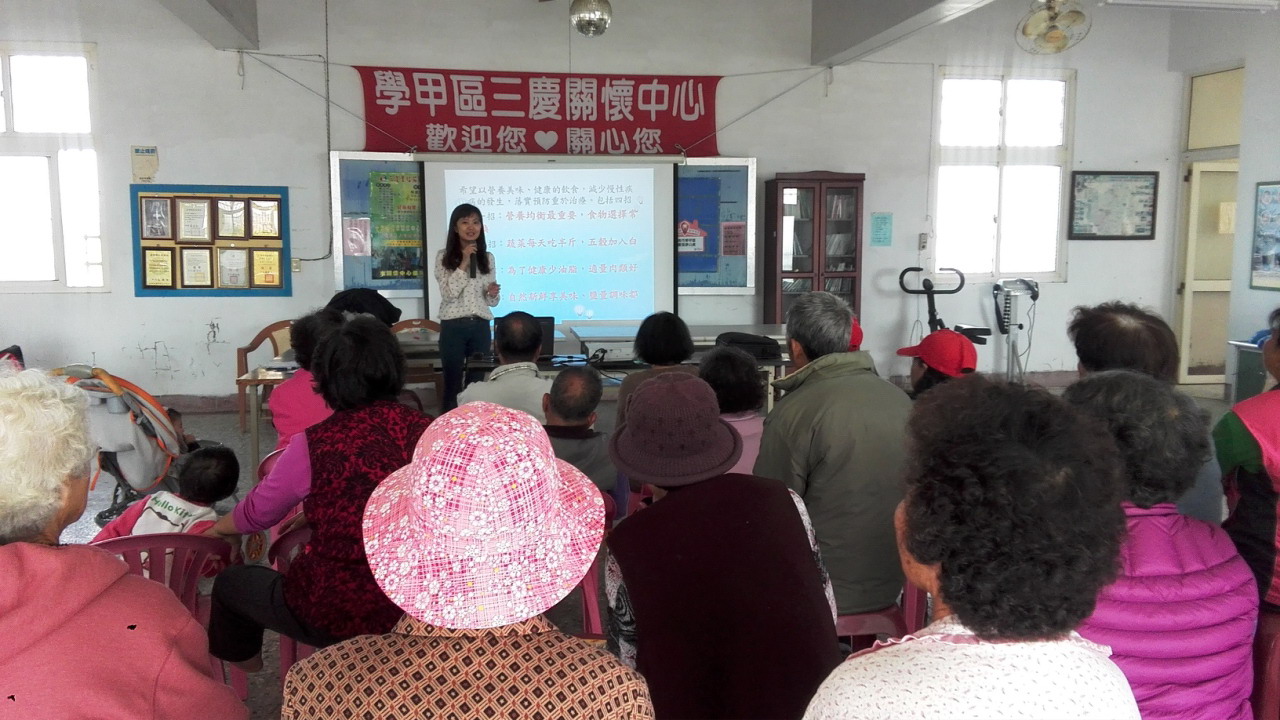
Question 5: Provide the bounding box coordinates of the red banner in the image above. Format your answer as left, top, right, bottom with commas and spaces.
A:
355, 66, 721, 157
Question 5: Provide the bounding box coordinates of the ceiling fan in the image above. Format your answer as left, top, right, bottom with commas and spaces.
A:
1016, 0, 1091, 54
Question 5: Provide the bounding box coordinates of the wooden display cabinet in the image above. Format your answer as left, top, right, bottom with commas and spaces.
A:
764, 171, 864, 323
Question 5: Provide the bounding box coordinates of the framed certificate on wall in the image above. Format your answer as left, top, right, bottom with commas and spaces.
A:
141, 197, 172, 239
217, 247, 250, 288
251, 248, 283, 288
142, 247, 175, 288
180, 247, 213, 287
175, 198, 213, 243
217, 199, 247, 238
250, 199, 281, 238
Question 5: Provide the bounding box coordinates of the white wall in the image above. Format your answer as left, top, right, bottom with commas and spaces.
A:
2, 0, 1193, 395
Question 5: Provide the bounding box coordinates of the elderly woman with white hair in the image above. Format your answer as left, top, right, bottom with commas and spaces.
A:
0, 366, 246, 719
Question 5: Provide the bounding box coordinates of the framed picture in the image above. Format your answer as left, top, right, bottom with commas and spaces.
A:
180, 247, 213, 288
1250, 181, 1280, 290
175, 198, 213, 244
217, 247, 250, 289
141, 247, 175, 288
250, 248, 283, 288
216, 199, 247, 238
250, 198, 281, 238
140, 197, 172, 239
1068, 172, 1159, 240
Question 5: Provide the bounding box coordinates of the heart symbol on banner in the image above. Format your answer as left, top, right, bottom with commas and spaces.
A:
534, 131, 558, 150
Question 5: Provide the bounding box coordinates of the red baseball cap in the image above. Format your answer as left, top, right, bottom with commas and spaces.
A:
849, 317, 864, 351
896, 329, 977, 378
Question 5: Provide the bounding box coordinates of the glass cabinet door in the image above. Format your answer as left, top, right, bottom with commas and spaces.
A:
824, 277, 855, 311
781, 277, 813, 320
824, 187, 857, 272
781, 187, 815, 273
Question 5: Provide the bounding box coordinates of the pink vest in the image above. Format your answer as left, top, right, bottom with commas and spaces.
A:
1077, 503, 1257, 720
1233, 389, 1280, 486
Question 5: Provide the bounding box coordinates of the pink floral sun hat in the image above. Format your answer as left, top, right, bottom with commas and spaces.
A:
363, 401, 605, 629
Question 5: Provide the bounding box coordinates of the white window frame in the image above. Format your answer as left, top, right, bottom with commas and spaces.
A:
0, 42, 106, 294
928, 67, 1075, 284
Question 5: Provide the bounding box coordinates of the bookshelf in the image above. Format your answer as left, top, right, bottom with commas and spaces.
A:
763, 171, 864, 323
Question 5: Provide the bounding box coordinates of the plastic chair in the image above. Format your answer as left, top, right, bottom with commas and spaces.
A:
579, 493, 616, 636
834, 581, 930, 644
268, 525, 316, 687
92, 533, 248, 700
390, 318, 445, 411
1252, 608, 1280, 720
257, 448, 284, 483
237, 319, 293, 432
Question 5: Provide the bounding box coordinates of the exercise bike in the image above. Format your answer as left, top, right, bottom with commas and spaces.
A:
898, 267, 991, 346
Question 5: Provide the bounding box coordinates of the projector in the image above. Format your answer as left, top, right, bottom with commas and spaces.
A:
582, 340, 635, 362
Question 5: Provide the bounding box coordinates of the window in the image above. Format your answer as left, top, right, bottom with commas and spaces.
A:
931, 70, 1073, 281
0, 46, 102, 290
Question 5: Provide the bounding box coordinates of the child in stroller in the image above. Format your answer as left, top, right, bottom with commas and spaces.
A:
52, 365, 211, 526
93, 446, 239, 541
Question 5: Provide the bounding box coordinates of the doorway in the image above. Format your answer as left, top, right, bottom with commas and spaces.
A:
1177, 160, 1237, 383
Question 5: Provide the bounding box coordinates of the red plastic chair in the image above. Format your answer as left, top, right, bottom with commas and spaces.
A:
834, 581, 930, 644
92, 533, 248, 700
579, 493, 616, 636
269, 525, 316, 687
1253, 609, 1280, 720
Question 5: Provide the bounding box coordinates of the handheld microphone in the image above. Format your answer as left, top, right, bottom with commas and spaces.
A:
469, 253, 477, 279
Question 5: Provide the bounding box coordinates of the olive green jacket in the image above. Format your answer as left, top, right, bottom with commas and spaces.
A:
753, 351, 912, 615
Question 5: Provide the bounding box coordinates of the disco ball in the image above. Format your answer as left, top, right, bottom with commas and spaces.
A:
570, 0, 612, 37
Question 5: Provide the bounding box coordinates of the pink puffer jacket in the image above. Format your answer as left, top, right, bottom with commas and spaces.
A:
1078, 503, 1257, 720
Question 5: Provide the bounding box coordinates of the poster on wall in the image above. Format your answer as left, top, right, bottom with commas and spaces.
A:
676, 158, 755, 294
1251, 181, 1280, 290
354, 66, 722, 157
332, 155, 424, 297
368, 171, 424, 281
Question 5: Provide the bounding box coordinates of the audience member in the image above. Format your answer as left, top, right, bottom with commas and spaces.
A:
804, 375, 1139, 719
166, 407, 200, 451
0, 366, 246, 719
281, 402, 653, 719
324, 287, 401, 327
542, 366, 615, 492
615, 311, 698, 429
607, 373, 841, 719
848, 316, 863, 351
1066, 370, 1255, 720
457, 311, 552, 422
1068, 301, 1223, 523
754, 291, 912, 614
269, 308, 342, 450
699, 345, 767, 474
1218, 305, 1280, 609
93, 446, 239, 541
895, 328, 976, 398
205, 316, 432, 670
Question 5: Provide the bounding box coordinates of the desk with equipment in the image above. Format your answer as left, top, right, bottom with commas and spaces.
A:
240, 323, 789, 470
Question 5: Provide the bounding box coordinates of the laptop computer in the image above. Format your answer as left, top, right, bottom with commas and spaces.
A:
534, 316, 556, 359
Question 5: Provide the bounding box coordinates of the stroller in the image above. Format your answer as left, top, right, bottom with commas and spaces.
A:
51, 365, 184, 527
